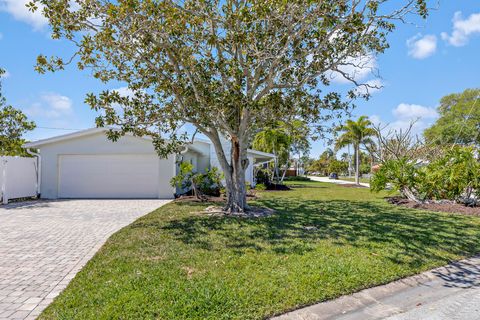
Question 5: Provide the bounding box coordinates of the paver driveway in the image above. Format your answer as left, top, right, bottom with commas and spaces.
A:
0, 199, 171, 320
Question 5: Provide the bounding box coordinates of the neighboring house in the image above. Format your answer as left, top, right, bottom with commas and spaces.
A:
23, 128, 274, 199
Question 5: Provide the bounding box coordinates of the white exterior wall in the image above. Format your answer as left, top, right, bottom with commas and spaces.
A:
193, 141, 211, 173
37, 132, 176, 199
0, 156, 38, 203
209, 135, 231, 174
208, 136, 256, 186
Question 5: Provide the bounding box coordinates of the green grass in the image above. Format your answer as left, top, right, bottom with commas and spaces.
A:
40, 181, 480, 320
339, 176, 371, 183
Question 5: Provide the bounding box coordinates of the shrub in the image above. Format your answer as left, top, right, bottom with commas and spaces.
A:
255, 183, 267, 191
197, 167, 223, 196
371, 146, 480, 205
171, 162, 224, 198
170, 162, 196, 192
283, 176, 311, 181
255, 168, 271, 186
370, 157, 422, 202
420, 146, 480, 202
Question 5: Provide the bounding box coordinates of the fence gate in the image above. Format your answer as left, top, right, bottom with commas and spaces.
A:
0, 156, 38, 204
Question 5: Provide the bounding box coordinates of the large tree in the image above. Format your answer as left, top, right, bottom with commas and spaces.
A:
30, 0, 428, 213
0, 69, 36, 156
334, 116, 375, 184
424, 88, 480, 146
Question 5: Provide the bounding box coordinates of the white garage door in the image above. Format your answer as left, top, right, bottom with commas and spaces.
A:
58, 154, 169, 198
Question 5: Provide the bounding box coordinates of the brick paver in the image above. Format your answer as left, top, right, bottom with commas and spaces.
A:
0, 199, 171, 320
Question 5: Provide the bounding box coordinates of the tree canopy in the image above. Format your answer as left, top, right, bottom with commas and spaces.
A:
0, 68, 36, 156
29, 0, 429, 213
424, 88, 480, 146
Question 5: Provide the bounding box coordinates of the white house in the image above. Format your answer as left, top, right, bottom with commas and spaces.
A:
23, 128, 274, 199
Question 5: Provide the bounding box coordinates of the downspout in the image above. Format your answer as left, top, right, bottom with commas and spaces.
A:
27, 149, 41, 198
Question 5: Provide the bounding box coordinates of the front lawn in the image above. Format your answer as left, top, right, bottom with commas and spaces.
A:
339, 176, 371, 184
40, 181, 480, 319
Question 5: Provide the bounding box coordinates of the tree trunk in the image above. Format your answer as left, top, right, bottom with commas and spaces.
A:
208, 132, 249, 214
280, 166, 287, 183
355, 143, 360, 185
225, 137, 249, 213
402, 187, 422, 203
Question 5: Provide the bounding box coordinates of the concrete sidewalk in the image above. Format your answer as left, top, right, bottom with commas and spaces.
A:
308, 176, 370, 188
272, 255, 480, 320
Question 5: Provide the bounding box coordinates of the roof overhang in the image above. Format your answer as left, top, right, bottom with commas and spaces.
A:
247, 149, 276, 162
23, 127, 275, 160
23, 128, 109, 148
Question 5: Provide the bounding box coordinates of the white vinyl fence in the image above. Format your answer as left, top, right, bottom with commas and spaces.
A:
0, 156, 38, 204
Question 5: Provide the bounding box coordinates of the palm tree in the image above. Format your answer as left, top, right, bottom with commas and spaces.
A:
252, 126, 291, 182
335, 116, 376, 185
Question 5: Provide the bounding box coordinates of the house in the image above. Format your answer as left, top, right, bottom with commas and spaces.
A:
23, 128, 274, 199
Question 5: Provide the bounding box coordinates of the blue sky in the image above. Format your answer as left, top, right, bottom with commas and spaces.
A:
0, 1, 479, 158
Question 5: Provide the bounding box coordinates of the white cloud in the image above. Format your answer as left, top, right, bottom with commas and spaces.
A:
0, 0, 47, 31
42, 93, 73, 113
392, 103, 438, 120
26, 93, 73, 119
441, 11, 480, 47
330, 54, 377, 84
369, 115, 382, 126
372, 103, 438, 137
407, 34, 437, 59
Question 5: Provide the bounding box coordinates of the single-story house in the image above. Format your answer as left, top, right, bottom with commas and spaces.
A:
24, 128, 274, 199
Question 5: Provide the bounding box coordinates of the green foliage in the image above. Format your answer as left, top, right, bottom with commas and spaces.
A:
421, 147, 480, 201
0, 68, 36, 156
370, 158, 420, 196
197, 167, 224, 196
255, 168, 271, 186
424, 88, 480, 146
328, 159, 349, 175
371, 146, 480, 204
307, 148, 349, 176
170, 162, 196, 191
283, 176, 311, 182
171, 162, 224, 198
335, 116, 376, 152
335, 116, 376, 183
253, 120, 310, 184
254, 183, 267, 191
359, 162, 371, 175
253, 124, 292, 165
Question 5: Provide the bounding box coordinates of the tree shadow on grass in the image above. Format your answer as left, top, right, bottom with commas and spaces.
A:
161, 197, 480, 268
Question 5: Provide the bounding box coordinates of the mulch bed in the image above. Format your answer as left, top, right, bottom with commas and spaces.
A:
174, 193, 258, 203
174, 195, 226, 203
202, 205, 276, 218
388, 196, 480, 216
265, 184, 291, 191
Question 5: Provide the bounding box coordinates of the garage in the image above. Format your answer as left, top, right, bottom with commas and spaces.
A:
23, 128, 177, 199
58, 154, 167, 199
